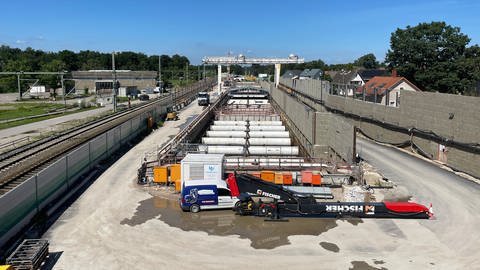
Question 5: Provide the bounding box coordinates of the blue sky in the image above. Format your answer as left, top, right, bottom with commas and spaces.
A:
1, 0, 479, 64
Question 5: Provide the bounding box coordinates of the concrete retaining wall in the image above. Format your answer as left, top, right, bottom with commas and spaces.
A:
261, 81, 354, 162
280, 78, 480, 178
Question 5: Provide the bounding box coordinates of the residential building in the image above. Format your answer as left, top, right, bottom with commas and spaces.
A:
360, 74, 421, 107
281, 70, 303, 79
299, 69, 323, 80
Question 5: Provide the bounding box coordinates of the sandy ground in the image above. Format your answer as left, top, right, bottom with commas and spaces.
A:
42, 101, 480, 270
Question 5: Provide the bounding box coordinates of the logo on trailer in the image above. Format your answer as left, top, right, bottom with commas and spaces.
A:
326, 205, 363, 212
325, 204, 376, 214
364, 205, 375, 215
256, 189, 281, 200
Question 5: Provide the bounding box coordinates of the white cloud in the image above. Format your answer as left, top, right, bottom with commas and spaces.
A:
15, 40, 27, 44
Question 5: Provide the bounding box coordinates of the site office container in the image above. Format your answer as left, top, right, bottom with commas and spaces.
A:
180, 154, 225, 188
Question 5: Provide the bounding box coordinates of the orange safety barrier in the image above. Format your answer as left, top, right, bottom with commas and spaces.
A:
312, 171, 322, 186
153, 166, 168, 183
170, 164, 181, 182
261, 171, 275, 182
274, 172, 283, 184
283, 172, 293, 185
301, 170, 312, 185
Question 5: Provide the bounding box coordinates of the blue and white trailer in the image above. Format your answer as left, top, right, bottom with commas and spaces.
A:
180, 180, 239, 213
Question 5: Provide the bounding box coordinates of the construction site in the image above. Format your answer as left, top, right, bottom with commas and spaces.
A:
1, 75, 479, 269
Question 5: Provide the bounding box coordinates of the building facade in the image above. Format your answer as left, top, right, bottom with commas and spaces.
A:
72, 70, 157, 95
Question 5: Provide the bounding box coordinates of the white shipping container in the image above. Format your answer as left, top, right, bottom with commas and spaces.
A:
181, 154, 225, 184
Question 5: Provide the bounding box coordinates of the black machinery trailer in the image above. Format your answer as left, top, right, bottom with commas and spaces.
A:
227, 173, 432, 220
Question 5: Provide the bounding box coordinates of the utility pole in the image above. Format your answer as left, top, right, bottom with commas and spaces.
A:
158, 55, 162, 94
112, 52, 117, 112
203, 64, 206, 81
61, 74, 66, 110
17, 73, 21, 100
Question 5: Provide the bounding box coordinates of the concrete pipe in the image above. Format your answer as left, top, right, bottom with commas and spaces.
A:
225, 158, 305, 163
249, 125, 285, 131
248, 131, 290, 138
248, 138, 291, 146
213, 120, 247, 126
249, 121, 283, 126
227, 100, 249, 105
203, 145, 246, 155
248, 146, 299, 155
202, 137, 246, 145
206, 131, 246, 138
210, 125, 247, 131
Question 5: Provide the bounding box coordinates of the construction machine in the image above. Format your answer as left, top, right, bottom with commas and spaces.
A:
227, 173, 433, 220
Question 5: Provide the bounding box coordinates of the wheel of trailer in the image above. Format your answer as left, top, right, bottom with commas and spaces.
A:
190, 204, 200, 213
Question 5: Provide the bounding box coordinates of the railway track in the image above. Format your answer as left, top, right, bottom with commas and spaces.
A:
0, 79, 215, 195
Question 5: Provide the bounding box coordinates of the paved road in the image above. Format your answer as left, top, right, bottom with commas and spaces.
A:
357, 138, 480, 262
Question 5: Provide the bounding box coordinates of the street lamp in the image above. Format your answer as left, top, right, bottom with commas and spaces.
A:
112, 51, 118, 112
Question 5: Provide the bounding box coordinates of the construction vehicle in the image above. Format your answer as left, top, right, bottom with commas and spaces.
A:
227, 173, 433, 220
165, 107, 179, 121
197, 92, 210, 106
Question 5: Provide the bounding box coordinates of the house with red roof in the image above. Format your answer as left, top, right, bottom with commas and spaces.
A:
358, 71, 422, 107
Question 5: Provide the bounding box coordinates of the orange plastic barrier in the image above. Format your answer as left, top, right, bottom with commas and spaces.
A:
283, 172, 293, 185
301, 170, 312, 185
312, 171, 322, 186
153, 166, 168, 183
274, 172, 283, 184
261, 171, 275, 182
170, 164, 181, 182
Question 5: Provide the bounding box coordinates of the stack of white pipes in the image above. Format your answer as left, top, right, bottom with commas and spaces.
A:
202, 116, 299, 155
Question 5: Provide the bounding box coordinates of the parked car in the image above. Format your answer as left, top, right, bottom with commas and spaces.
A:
139, 94, 149, 101
180, 180, 239, 213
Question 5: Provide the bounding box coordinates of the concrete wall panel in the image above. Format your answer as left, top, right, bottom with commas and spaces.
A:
67, 144, 90, 185
0, 176, 37, 247
37, 158, 67, 209
90, 134, 107, 162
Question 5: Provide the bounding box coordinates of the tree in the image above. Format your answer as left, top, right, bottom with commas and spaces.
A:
353, 53, 379, 69
40, 59, 67, 89
386, 22, 471, 93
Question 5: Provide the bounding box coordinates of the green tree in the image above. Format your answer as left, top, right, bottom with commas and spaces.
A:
386, 21, 471, 93
40, 59, 67, 88
353, 53, 379, 69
